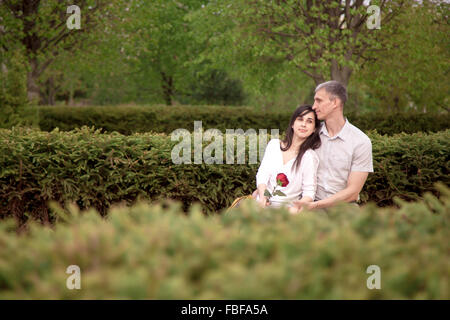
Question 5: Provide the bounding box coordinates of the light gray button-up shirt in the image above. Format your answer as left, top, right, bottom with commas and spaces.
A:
314, 118, 373, 201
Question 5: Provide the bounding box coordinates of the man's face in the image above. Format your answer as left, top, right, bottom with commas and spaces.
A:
312, 88, 339, 120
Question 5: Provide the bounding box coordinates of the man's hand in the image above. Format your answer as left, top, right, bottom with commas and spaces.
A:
288, 206, 302, 215
314, 171, 369, 209
290, 198, 316, 214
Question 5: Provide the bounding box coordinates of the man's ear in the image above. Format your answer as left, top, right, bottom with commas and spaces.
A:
331, 97, 339, 109
332, 97, 343, 110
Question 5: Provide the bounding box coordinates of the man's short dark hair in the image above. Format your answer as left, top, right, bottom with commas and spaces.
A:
315, 81, 347, 107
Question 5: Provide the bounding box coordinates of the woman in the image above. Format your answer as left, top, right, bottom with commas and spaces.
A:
254, 105, 321, 211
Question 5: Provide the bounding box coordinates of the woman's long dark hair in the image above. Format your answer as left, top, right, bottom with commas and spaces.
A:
280, 104, 321, 172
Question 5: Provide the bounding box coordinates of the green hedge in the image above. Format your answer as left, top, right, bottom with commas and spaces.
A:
0, 186, 448, 299
1, 127, 448, 225
37, 105, 450, 135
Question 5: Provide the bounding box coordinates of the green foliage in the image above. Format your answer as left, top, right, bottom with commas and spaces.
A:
347, 111, 450, 136
0, 0, 118, 103
45, 1, 245, 107
188, 0, 318, 107
121, 0, 206, 105
0, 185, 448, 299
37, 105, 450, 135
182, 68, 246, 106
191, 0, 410, 88
0, 51, 32, 128
367, 130, 450, 205
354, 1, 450, 113
0, 127, 448, 225
2, 0, 447, 113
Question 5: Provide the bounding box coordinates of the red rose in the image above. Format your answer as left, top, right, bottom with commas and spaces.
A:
276, 173, 289, 187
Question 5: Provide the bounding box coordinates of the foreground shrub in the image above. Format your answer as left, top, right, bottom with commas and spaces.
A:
37, 105, 450, 135
0, 185, 448, 299
0, 127, 449, 225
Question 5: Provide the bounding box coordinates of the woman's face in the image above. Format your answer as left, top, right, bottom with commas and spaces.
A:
291, 111, 316, 140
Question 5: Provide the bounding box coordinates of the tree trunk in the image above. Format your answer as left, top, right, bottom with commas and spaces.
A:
330, 59, 352, 87
46, 75, 55, 105
27, 58, 41, 103
68, 81, 75, 106
1, 62, 7, 74
161, 72, 174, 106
312, 74, 326, 86
393, 95, 399, 112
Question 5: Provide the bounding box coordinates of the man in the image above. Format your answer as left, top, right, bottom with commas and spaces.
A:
291, 80, 374, 212
252, 80, 373, 212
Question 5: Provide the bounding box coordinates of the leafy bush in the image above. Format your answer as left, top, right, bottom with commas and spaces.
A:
365, 130, 450, 205
0, 185, 448, 299
183, 69, 246, 106
37, 105, 450, 135
0, 127, 448, 225
0, 53, 31, 129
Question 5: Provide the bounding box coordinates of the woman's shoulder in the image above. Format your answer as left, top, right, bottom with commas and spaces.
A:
304, 149, 320, 163
267, 138, 281, 148
269, 138, 280, 144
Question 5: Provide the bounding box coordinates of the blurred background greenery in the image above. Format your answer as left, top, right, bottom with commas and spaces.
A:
0, 0, 448, 125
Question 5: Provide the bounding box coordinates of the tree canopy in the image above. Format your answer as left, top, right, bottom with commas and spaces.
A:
0, 0, 448, 112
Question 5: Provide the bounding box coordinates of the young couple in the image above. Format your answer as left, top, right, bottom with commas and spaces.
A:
253, 80, 373, 214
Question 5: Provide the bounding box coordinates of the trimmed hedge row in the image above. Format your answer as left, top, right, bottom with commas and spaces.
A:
37, 105, 450, 136
0, 187, 448, 299
0, 127, 449, 225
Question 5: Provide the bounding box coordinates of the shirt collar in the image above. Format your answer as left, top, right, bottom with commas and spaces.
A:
320, 118, 350, 141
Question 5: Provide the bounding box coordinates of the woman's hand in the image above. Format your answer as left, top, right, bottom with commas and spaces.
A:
256, 184, 270, 208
